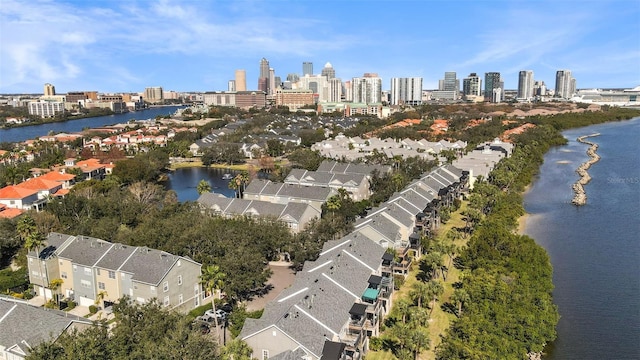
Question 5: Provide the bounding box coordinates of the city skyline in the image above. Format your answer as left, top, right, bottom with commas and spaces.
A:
1, 0, 638, 94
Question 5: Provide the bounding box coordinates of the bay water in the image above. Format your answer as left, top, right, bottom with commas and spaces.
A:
523, 118, 640, 359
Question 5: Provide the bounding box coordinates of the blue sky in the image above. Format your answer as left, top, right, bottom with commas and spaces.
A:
1, 0, 639, 94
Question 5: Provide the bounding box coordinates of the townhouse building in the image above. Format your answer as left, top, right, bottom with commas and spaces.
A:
241, 233, 393, 360
197, 192, 320, 233
240, 164, 470, 359
27, 233, 202, 313
243, 179, 336, 211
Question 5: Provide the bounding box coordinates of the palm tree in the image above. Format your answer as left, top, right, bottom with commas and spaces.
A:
49, 278, 64, 309
409, 281, 429, 308
22, 219, 48, 304
200, 265, 226, 343
426, 280, 444, 317
196, 179, 211, 195
451, 288, 470, 317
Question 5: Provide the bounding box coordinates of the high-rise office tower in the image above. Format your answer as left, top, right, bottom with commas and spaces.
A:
352, 73, 382, 104
228, 80, 236, 92
390, 77, 423, 106
258, 58, 270, 93
321, 62, 336, 79
441, 72, 459, 92
235, 70, 247, 91
303, 62, 313, 76
44, 83, 56, 96
555, 70, 574, 99
287, 73, 300, 83
463, 73, 481, 97
484, 72, 502, 102
517, 70, 535, 100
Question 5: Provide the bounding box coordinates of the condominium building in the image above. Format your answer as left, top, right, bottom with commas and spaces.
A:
390, 77, 423, 106
463, 73, 482, 98
144, 87, 164, 103
555, 70, 575, 99
518, 70, 535, 100
44, 83, 56, 96
28, 101, 65, 118
26, 233, 203, 313
352, 73, 382, 104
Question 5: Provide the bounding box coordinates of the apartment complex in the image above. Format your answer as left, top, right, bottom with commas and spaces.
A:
518, 70, 535, 100
26, 233, 202, 313
390, 77, 423, 106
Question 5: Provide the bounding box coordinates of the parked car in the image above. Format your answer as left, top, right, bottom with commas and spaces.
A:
220, 303, 233, 313
205, 309, 227, 320
195, 314, 215, 324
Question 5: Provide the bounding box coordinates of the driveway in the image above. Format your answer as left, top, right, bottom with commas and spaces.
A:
245, 262, 296, 312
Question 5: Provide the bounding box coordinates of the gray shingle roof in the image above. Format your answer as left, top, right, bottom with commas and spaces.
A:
241, 234, 385, 358
56, 235, 113, 267
0, 299, 92, 356
119, 247, 180, 285
94, 244, 137, 271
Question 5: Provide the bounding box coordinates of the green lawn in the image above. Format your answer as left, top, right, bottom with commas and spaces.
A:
366, 202, 470, 360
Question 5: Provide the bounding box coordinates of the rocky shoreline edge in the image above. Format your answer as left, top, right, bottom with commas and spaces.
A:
571, 133, 601, 206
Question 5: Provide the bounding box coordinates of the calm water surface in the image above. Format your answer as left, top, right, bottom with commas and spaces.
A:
0, 106, 183, 143
164, 167, 239, 202
523, 118, 640, 360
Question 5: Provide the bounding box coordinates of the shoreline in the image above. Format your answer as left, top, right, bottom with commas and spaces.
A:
517, 183, 533, 235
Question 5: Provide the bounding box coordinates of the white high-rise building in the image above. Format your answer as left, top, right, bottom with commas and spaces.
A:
390, 77, 423, 106
463, 73, 482, 97
328, 78, 343, 102
517, 70, 535, 100
555, 70, 575, 99
352, 73, 382, 104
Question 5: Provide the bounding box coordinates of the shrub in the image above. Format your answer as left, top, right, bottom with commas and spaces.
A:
369, 336, 383, 351
67, 300, 76, 310
89, 305, 98, 314
393, 275, 405, 290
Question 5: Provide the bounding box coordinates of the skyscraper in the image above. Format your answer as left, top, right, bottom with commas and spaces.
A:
269, 68, 276, 94
258, 58, 270, 93
44, 83, 56, 96
555, 70, 574, 99
441, 72, 459, 92
228, 80, 236, 92
463, 73, 481, 97
484, 72, 502, 102
352, 73, 382, 104
235, 70, 247, 91
303, 62, 313, 76
517, 70, 535, 100
321, 62, 336, 79
144, 87, 164, 103
390, 77, 423, 106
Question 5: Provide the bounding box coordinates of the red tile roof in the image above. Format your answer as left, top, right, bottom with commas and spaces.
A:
39, 171, 76, 182
0, 206, 23, 219
16, 177, 61, 191
0, 185, 39, 199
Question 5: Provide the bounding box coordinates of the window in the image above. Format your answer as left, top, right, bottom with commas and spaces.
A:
163, 281, 169, 292
96, 269, 101, 275
108, 271, 116, 279
163, 296, 170, 307
98, 282, 105, 290
81, 280, 91, 289
194, 297, 200, 307
31, 270, 41, 278
262, 350, 269, 360
177, 275, 182, 286
194, 284, 200, 296
61, 272, 67, 279
84, 267, 92, 275
73, 265, 77, 271
178, 294, 183, 304
150, 286, 157, 295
